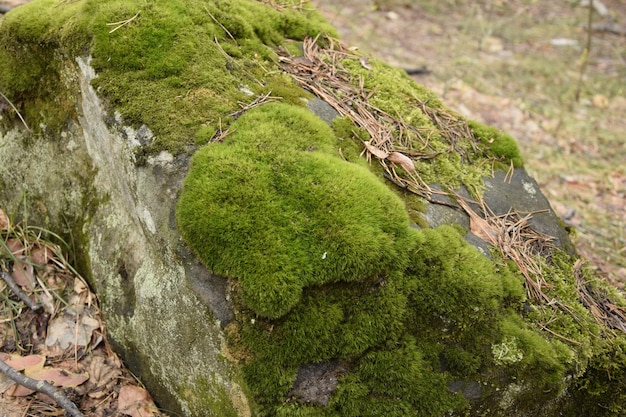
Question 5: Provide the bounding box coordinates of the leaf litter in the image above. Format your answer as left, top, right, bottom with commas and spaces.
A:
0, 208, 166, 416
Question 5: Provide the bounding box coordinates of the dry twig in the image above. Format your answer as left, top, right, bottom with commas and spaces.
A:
0, 270, 41, 312
0, 358, 84, 417
106, 11, 140, 34
228, 92, 280, 118
575, 259, 626, 333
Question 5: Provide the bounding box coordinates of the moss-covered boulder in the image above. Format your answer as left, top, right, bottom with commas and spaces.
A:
2, 1, 626, 416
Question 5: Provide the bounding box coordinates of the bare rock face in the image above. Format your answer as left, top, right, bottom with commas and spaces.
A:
2, 1, 626, 417
0, 56, 246, 416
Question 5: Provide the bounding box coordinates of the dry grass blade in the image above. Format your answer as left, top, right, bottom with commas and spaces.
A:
575, 259, 626, 333
454, 192, 555, 304
0, 90, 30, 131
106, 11, 140, 34
278, 36, 444, 200
228, 92, 280, 118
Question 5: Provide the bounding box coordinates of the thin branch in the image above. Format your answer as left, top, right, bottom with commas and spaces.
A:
1, 271, 41, 312
228, 92, 280, 118
0, 358, 84, 417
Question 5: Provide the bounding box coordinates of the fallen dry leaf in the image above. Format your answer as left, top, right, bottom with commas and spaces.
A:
5, 238, 24, 256
30, 244, 54, 266
0, 353, 45, 396
0, 208, 9, 230
74, 277, 88, 295
388, 152, 416, 173
362, 141, 388, 159
45, 312, 100, 350
1, 353, 45, 372
456, 197, 498, 244
11, 258, 36, 290
118, 385, 160, 417
0, 396, 23, 417
26, 367, 89, 387
87, 356, 122, 399
10, 367, 89, 397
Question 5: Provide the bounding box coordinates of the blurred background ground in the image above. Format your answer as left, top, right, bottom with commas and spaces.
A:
311, 0, 626, 288
1, 0, 624, 287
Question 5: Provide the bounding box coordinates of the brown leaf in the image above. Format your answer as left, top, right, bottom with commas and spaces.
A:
0, 208, 9, 230
118, 385, 160, 417
388, 152, 416, 173
3, 354, 45, 372
25, 367, 89, 388
30, 244, 54, 266
87, 356, 122, 399
362, 141, 389, 159
9, 367, 89, 397
5, 238, 24, 256
1, 354, 46, 396
457, 198, 498, 244
11, 258, 35, 290
45, 312, 100, 350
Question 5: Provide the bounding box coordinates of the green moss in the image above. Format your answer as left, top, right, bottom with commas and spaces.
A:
180, 376, 238, 417
468, 119, 524, 168
567, 336, 626, 416
0, 0, 336, 152
5, 1, 626, 415
194, 125, 217, 146
406, 226, 519, 338
254, 73, 312, 107
497, 313, 570, 388
179, 100, 626, 413
177, 103, 413, 318
330, 337, 465, 416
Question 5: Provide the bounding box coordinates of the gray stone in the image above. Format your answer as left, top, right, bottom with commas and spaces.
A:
0, 56, 245, 417
288, 361, 346, 406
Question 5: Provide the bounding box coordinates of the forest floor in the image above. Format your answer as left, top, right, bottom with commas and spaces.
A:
311, 0, 626, 288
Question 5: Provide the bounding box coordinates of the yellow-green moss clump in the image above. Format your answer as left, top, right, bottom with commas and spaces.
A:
0, 0, 335, 153
177, 103, 414, 318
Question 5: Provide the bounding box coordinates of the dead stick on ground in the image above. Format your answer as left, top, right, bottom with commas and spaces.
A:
0, 358, 84, 417
1, 271, 41, 312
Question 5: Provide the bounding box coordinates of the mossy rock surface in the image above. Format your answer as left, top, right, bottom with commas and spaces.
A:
177, 103, 414, 318
2, 1, 626, 416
